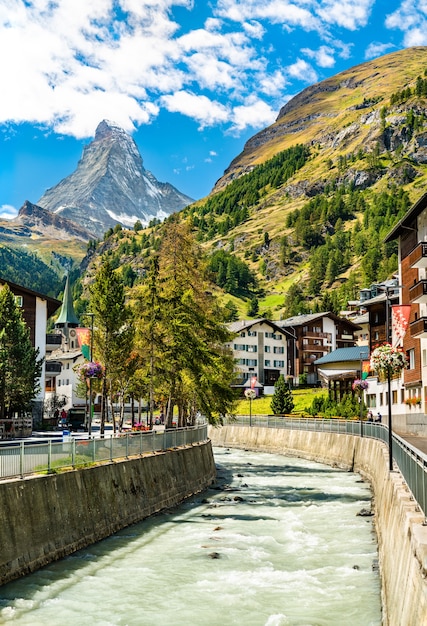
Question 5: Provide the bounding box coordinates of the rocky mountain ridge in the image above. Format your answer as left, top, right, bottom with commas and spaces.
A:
36, 120, 194, 238
215, 47, 427, 194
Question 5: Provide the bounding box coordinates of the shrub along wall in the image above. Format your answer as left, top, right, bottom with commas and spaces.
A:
0, 441, 216, 585
209, 425, 427, 626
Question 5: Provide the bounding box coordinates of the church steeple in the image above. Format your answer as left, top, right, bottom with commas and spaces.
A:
55, 273, 79, 327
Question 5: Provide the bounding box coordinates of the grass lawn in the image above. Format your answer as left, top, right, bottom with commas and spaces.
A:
235, 387, 327, 416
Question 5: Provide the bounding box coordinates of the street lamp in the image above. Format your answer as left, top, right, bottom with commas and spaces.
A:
85, 313, 95, 438
376, 284, 404, 471
244, 388, 256, 426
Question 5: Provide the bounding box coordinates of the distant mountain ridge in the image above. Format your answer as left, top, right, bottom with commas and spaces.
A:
37, 120, 194, 238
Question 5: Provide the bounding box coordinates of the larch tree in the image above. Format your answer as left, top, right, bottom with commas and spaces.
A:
89, 260, 135, 433
135, 219, 237, 426
0, 285, 43, 419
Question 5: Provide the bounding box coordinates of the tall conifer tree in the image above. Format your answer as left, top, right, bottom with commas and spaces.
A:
0, 285, 42, 419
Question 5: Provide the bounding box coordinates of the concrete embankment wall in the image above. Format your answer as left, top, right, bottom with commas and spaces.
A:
0, 441, 215, 586
209, 425, 427, 626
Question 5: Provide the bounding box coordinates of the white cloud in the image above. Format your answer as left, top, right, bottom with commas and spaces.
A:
0, 204, 18, 220
317, 0, 374, 30
216, 0, 320, 31
302, 45, 336, 68
0, 0, 404, 143
230, 98, 276, 132
364, 41, 395, 60
161, 91, 230, 127
287, 59, 318, 83
385, 1, 427, 46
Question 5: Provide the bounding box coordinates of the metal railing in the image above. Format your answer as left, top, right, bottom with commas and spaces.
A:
224, 415, 427, 517
0, 424, 208, 480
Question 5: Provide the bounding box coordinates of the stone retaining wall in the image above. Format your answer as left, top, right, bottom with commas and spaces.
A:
209, 425, 427, 626
0, 441, 216, 586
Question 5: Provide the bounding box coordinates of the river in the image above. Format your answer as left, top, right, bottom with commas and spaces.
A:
0, 447, 382, 625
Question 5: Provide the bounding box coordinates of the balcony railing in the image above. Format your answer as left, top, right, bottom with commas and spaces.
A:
46, 334, 62, 349
45, 362, 62, 376
410, 316, 427, 339
409, 279, 427, 303
408, 242, 427, 269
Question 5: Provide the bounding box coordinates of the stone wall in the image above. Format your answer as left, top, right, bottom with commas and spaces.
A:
0, 441, 216, 586
209, 425, 427, 626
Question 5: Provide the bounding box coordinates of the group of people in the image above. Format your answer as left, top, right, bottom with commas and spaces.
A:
367, 410, 381, 422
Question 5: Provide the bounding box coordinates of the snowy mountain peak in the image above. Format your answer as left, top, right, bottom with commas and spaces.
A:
37, 120, 194, 238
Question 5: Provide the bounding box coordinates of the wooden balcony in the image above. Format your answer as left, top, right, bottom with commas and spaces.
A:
409, 280, 427, 303
410, 316, 427, 339
408, 242, 427, 269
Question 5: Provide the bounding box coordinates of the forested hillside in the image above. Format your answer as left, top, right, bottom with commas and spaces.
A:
5, 48, 427, 321
0, 246, 63, 296
78, 48, 427, 320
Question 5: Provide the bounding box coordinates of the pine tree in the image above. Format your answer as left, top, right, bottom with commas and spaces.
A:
271, 375, 294, 415
0, 285, 42, 419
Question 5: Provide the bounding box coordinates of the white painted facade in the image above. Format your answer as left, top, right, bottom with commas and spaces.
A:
226, 319, 292, 394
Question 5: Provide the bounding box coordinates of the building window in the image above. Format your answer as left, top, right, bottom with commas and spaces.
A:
374, 331, 379, 341
247, 345, 257, 353
234, 344, 245, 350
14, 295, 23, 307
274, 360, 284, 367
272, 334, 282, 340
392, 390, 398, 404
240, 332, 246, 337
407, 349, 415, 370
366, 394, 376, 408
273, 346, 284, 354
265, 346, 271, 353
246, 359, 257, 366
265, 332, 273, 338
423, 350, 427, 367
248, 330, 257, 337
236, 358, 245, 365
265, 360, 271, 367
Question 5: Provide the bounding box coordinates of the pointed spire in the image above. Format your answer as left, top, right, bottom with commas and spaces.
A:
55, 273, 79, 327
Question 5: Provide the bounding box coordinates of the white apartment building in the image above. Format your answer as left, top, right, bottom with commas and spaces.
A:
226, 319, 295, 394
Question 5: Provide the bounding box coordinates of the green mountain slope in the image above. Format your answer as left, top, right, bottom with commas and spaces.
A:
69, 47, 427, 318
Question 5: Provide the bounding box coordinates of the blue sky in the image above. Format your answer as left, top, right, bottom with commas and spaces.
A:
0, 0, 425, 219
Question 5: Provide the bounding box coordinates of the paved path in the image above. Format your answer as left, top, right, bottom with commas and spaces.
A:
397, 433, 427, 456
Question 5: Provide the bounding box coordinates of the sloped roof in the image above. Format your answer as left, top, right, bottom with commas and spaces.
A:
55, 274, 79, 326
384, 191, 427, 242
227, 318, 295, 338
314, 345, 369, 365
278, 311, 361, 330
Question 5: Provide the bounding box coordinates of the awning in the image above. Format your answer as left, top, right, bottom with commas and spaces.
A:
317, 368, 357, 381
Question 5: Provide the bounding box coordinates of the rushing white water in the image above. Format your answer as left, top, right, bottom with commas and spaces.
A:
0, 447, 382, 626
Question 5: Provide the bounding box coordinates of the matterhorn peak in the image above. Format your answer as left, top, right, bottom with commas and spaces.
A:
37, 121, 193, 238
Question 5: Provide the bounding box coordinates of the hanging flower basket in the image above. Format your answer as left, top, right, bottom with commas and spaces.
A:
78, 361, 104, 379
352, 379, 369, 393
244, 389, 256, 400
370, 343, 408, 377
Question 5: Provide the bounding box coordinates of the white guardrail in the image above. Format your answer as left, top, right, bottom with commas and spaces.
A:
0, 424, 209, 480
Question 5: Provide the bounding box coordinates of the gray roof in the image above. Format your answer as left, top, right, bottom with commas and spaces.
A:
315, 346, 369, 365
278, 311, 361, 330
227, 318, 295, 338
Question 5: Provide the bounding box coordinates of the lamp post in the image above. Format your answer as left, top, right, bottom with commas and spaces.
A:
244, 388, 256, 427
384, 285, 403, 472
85, 313, 95, 438
372, 284, 404, 472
